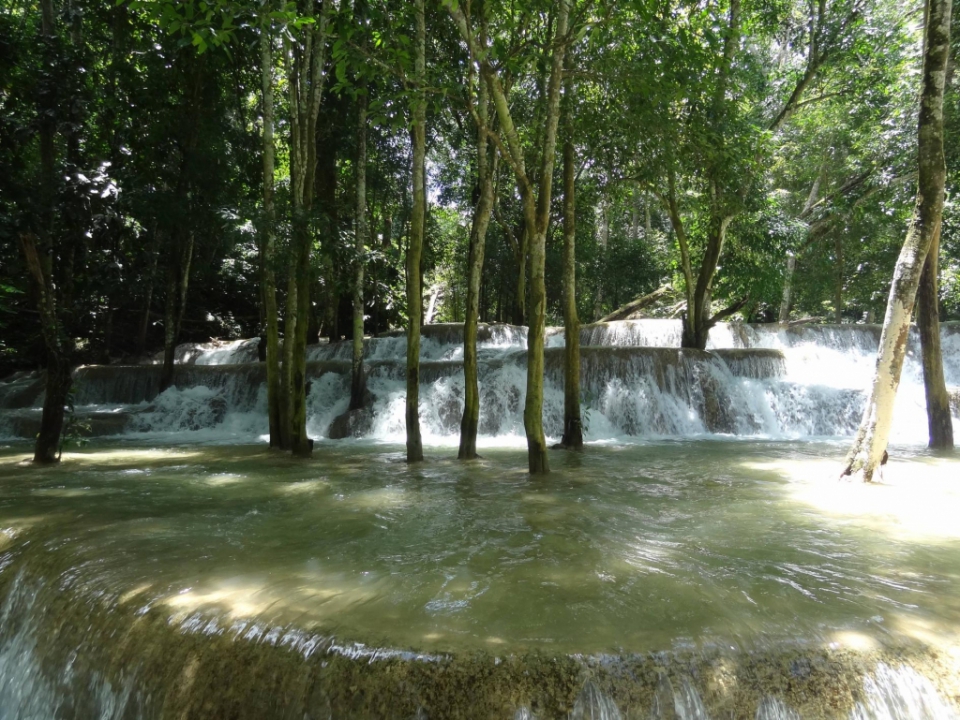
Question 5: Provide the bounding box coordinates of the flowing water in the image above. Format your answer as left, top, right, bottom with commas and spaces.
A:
0, 321, 958, 718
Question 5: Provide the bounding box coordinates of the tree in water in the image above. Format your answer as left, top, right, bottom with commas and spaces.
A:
259, 8, 283, 448
842, 0, 952, 480
284, 0, 332, 457
19, 0, 73, 464
917, 231, 954, 448
406, 0, 426, 463
446, 0, 572, 474
560, 61, 583, 450
458, 63, 497, 461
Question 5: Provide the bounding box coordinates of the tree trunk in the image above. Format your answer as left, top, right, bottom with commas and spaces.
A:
681, 213, 732, 350
159, 258, 179, 392
778, 252, 796, 324
447, 0, 570, 473
406, 0, 426, 463
351, 91, 368, 411
514, 223, 527, 325
917, 232, 954, 448
260, 16, 283, 447
159, 232, 193, 393
522, 0, 570, 475
20, 234, 70, 464
842, 0, 951, 481
594, 195, 610, 320
834, 234, 843, 323
560, 69, 582, 450
283, 0, 330, 457
459, 80, 496, 461
137, 229, 160, 355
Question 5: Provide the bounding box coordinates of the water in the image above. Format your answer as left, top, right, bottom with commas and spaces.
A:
0, 440, 958, 717
0, 320, 958, 716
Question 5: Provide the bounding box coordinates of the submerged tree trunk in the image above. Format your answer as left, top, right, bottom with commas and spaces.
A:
521, 0, 570, 474
406, 0, 426, 463
447, 0, 570, 473
459, 80, 496, 461
917, 232, 954, 448
20, 235, 71, 464
283, 0, 330, 457
351, 91, 368, 411
842, 0, 951, 481
560, 71, 582, 450
260, 17, 283, 447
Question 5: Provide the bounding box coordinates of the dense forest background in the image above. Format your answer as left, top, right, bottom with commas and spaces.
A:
1, 0, 958, 377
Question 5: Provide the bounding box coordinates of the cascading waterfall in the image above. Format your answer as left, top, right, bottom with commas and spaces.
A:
1, 320, 956, 444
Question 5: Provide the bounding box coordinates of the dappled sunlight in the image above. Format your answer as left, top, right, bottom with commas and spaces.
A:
162, 571, 383, 627
202, 473, 245, 487
276, 479, 330, 495
745, 456, 960, 543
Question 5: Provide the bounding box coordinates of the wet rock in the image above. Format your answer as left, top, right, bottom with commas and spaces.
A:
328, 391, 377, 439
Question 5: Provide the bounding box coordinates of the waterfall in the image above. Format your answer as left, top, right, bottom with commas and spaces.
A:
1, 321, 957, 444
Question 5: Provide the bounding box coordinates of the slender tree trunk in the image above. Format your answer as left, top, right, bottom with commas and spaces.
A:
514, 223, 527, 325
406, 0, 426, 463
21, 0, 71, 464
159, 256, 179, 392
842, 0, 951, 481
351, 91, 368, 410
560, 69, 582, 449
177, 231, 194, 338
20, 235, 70, 464
834, 234, 843, 323
260, 17, 283, 447
459, 81, 496, 460
779, 252, 796, 323
447, 0, 570, 473
283, 0, 329, 457
594, 196, 609, 320
522, 0, 570, 475
138, 229, 159, 355
917, 232, 954, 448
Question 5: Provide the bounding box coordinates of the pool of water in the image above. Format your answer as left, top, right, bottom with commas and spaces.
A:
1, 438, 958, 659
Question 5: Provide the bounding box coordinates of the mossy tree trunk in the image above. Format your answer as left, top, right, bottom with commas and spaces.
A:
406, 0, 426, 463
20, 235, 70, 464
284, 0, 330, 457
458, 74, 496, 460
351, 89, 368, 411
917, 232, 954, 449
448, 0, 571, 474
560, 66, 582, 450
842, 0, 951, 481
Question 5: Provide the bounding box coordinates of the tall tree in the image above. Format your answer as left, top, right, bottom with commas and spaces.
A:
458, 57, 497, 461
406, 0, 426, 463
842, 0, 952, 481
560, 60, 583, 449
260, 9, 283, 447
19, 0, 73, 463
446, 0, 572, 474
284, 0, 331, 456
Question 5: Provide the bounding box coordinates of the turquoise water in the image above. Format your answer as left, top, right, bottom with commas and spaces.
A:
1, 438, 957, 658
